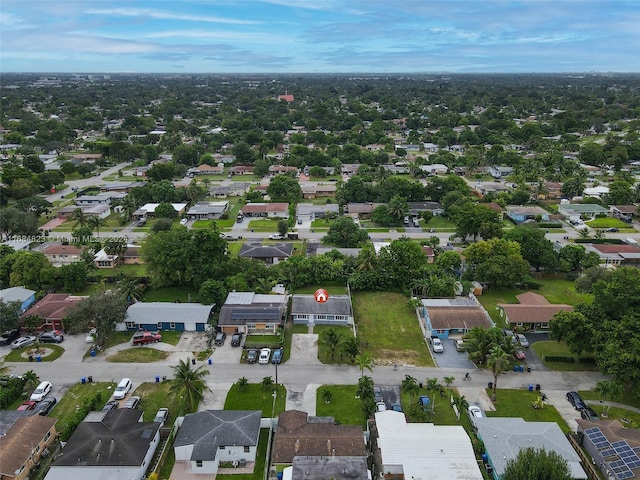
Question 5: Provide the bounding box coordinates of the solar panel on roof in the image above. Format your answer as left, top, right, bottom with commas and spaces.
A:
600, 448, 616, 458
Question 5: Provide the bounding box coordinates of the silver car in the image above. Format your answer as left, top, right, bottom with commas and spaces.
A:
10, 336, 36, 349
516, 334, 529, 348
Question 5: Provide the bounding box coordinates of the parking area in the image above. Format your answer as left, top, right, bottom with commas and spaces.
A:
432, 338, 476, 369
378, 385, 401, 409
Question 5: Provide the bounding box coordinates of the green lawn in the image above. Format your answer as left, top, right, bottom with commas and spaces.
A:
215, 429, 269, 480
531, 341, 597, 371
3, 344, 64, 362
160, 330, 182, 346
133, 381, 183, 422
423, 216, 457, 230
247, 219, 281, 231
579, 389, 640, 411
106, 348, 171, 363
91, 264, 147, 278
316, 385, 367, 426
314, 325, 356, 364
585, 217, 631, 228
143, 286, 197, 302
485, 388, 570, 432
352, 291, 434, 367
224, 384, 287, 417
54, 382, 117, 430
400, 385, 473, 428
294, 283, 348, 295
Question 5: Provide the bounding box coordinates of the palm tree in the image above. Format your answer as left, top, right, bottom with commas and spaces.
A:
410, 277, 431, 297
236, 376, 249, 392
117, 275, 144, 303
320, 328, 343, 361
401, 375, 419, 400
322, 388, 333, 404
71, 208, 88, 227
22, 370, 40, 391
464, 327, 495, 366
262, 376, 275, 391
443, 376, 455, 388
87, 215, 108, 237
356, 375, 374, 401
486, 346, 512, 401
595, 380, 623, 416
342, 336, 360, 361
577, 227, 591, 239
169, 359, 211, 413
355, 243, 377, 272
452, 395, 469, 421
355, 352, 373, 377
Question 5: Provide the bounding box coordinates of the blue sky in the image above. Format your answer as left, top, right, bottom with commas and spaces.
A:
1, 0, 639, 73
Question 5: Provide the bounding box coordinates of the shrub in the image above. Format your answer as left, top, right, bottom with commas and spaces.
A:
0, 377, 26, 409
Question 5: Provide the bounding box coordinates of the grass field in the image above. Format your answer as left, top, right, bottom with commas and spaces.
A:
106, 347, 170, 363
313, 324, 356, 364
133, 381, 183, 422
3, 344, 64, 362
54, 382, 116, 430
247, 219, 282, 231
585, 217, 632, 228
316, 385, 367, 426
531, 341, 598, 371
352, 291, 434, 367
579, 389, 640, 410
143, 286, 197, 302
91, 264, 147, 278
485, 388, 570, 432
293, 282, 348, 295
224, 383, 287, 417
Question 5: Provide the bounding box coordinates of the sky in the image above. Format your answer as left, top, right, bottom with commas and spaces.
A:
1, 0, 639, 74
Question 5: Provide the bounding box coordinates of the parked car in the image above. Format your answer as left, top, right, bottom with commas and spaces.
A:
431, 337, 444, 353
231, 333, 243, 347
514, 347, 526, 360
39, 331, 64, 343
271, 348, 283, 364
17, 400, 37, 411
37, 397, 57, 415
0, 328, 21, 346
268, 233, 283, 240
132, 331, 162, 345
180, 218, 188, 225
581, 406, 600, 420
376, 401, 387, 412
214, 331, 227, 346
566, 391, 586, 410
102, 400, 119, 411
10, 335, 36, 350
468, 404, 484, 424
113, 378, 132, 400
30, 381, 52, 402
154, 408, 169, 424
391, 403, 403, 412
124, 396, 141, 409
373, 386, 383, 403
606, 228, 619, 232
86, 328, 97, 343
258, 348, 272, 364
516, 334, 529, 348
246, 349, 258, 364
454, 339, 466, 352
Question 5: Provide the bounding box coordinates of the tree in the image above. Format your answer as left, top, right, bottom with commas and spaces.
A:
454, 203, 502, 240
320, 328, 343, 361
71, 208, 88, 227
22, 370, 40, 391
236, 376, 249, 392
154, 202, 177, 219
502, 447, 571, 480
594, 380, 623, 416
169, 359, 211, 413
321, 388, 333, 403
277, 219, 289, 236
342, 336, 360, 361
196, 279, 227, 306
549, 310, 594, 358
261, 376, 275, 391
16, 197, 53, 217
386, 195, 408, 224
355, 352, 373, 377
253, 159, 270, 177
8, 178, 40, 199
0, 301, 22, 332
87, 215, 108, 237
64, 291, 128, 346
401, 375, 419, 400
452, 395, 469, 421
0, 207, 39, 238
463, 238, 530, 288
266, 175, 302, 202
323, 216, 369, 248
7, 251, 50, 290
104, 237, 127, 256
60, 262, 88, 292
117, 275, 145, 303
377, 238, 428, 291
503, 226, 558, 272
487, 346, 512, 401
355, 243, 377, 272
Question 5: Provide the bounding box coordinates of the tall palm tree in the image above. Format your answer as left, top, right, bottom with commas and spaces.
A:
22, 370, 40, 391
236, 376, 249, 392
169, 359, 211, 413
71, 208, 88, 227
452, 395, 469, 421
487, 346, 512, 401
464, 327, 495, 366
355, 243, 377, 272
355, 352, 373, 377
401, 375, 419, 400
87, 215, 108, 237
595, 380, 623, 416
356, 375, 374, 401
320, 328, 343, 361
117, 275, 144, 303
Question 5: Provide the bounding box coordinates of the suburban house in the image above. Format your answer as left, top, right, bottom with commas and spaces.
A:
217, 291, 288, 335
382, 164, 409, 174
285, 456, 370, 480
472, 182, 513, 198
583, 186, 609, 199
558, 203, 609, 221
372, 410, 483, 480
341, 164, 361, 176
576, 419, 640, 480
100, 182, 145, 193
272, 410, 366, 467
0, 286, 36, 312
300, 183, 337, 199
229, 165, 255, 176
407, 201, 444, 217
419, 163, 449, 175
93, 245, 142, 269
421, 246, 436, 263
210, 183, 250, 197
41, 244, 84, 266
0, 415, 58, 480
269, 165, 299, 176
296, 204, 339, 223
497, 292, 573, 331
290, 294, 354, 327
239, 242, 293, 265
20, 293, 87, 331
505, 205, 552, 224
474, 417, 587, 480
187, 163, 224, 177
344, 203, 384, 218
538, 181, 564, 199
488, 166, 514, 178
241, 203, 289, 218
133, 203, 187, 219
278, 94, 294, 102
420, 297, 493, 339
586, 244, 640, 268
173, 410, 261, 476
75, 192, 127, 206
44, 409, 160, 480
610, 205, 637, 221
186, 201, 229, 220
119, 302, 215, 332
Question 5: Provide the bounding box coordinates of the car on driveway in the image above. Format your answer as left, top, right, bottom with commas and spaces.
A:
516, 334, 529, 348
514, 347, 526, 360
132, 331, 162, 345
154, 408, 169, 424
102, 400, 119, 412
454, 339, 466, 352
31, 381, 52, 402
391, 403, 403, 412
581, 407, 600, 420
468, 404, 484, 426
17, 401, 37, 411
246, 349, 258, 364
231, 333, 243, 347
376, 402, 387, 412
258, 348, 271, 364
373, 386, 383, 403
271, 348, 283, 364
38, 330, 64, 343
0, 328, 21, 346
431, 337, 444, 353
37, 397, 57, 415
214, 331, 227, 346
566, 391, 586, 410
124, 396, 141, 409
10, 336, 36, 349
180, 218, 188, 225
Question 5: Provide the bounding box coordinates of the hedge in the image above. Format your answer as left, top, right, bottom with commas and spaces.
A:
543, 355, 596, 364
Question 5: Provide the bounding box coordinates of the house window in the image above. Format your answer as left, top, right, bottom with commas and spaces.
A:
219, 445, 226, 450
157, 322, 162, 329
244, 446, 250, 453
334, 315, 344, 321
126, 321, 137, 329
516, 322, 523, 327
316, 315, 326, 320
541, 323, 549, 329
44, 432, 51, 442
170, 322, 176, 329
196, 460, 203, 468
297, 314, 308, 320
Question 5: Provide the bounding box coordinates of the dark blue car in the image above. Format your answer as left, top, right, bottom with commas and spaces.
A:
271, 348, 283, 364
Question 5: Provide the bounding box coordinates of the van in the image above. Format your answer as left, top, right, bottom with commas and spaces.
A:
113, 378, 132, 400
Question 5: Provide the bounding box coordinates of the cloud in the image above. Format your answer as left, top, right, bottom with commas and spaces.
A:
85, 7, 261, 25
143, 29, 291, 44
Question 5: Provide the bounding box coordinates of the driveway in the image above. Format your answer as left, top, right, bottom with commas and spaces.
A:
432, 338, 476, 370
521, 332, 550, 372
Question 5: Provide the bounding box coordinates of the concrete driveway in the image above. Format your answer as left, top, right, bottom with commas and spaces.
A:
432, 338, 476, 370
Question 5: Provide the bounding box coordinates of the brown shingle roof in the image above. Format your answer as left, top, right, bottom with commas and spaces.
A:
272, 410, 365, 464
0, 415, 57, 477
42, 244, 83, 255
498, 291, 573, 324
593, 244, 640, 254
426, 306, 492, 331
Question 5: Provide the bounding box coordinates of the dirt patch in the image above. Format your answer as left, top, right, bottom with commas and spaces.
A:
374, 349, 422, 367
20, 347, 55, 359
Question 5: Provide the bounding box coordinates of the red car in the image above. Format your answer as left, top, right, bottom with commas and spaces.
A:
514, 347, 526, 360
17, 401, 36, 411
132, 331, 162, 345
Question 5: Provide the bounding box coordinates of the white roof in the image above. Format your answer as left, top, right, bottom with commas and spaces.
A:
138, 203, 187, 213
93, 249, 117, 262
0, 286, 36, 303
375, 410, 483, 480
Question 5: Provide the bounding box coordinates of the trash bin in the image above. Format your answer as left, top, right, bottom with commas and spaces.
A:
88, 376, 93, 383
277, 472, 283, 480
36, 355, 41, 362
90, 349, 96, 357
208, 358, 212, 365
81, 377, 86, 384
162, 376, 166, 382
536, 384, 541, 391
514, 365, 519, 372
528, 384, 534, 391
419, 382, 423, 389
520, 365, 525, 372
191, 358, 196, 365
155, 376, 160, 383
527, 366, 531, 373
29, 355, 33, 362
488, 382, 493, 389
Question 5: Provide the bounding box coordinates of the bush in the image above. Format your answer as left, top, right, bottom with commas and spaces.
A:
0, 377, 26, 409
543, 355, 576, 363
538, 222, 562, 228
60, 390, 104, 441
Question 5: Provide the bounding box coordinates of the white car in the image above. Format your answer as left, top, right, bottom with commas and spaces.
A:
268, 234, 283, 240
431, 337, 444, 353
468, 404, 484, 425
85, 328, 97, 343
10, 336, 36, 350
258, 348, 272, 364
180, 218, 188, 225
30, 381, 52, 402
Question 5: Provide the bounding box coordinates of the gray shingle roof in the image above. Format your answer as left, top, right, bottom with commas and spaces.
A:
239, 243, 293, 259
291, 295, 353, 316
174, 410, 261, 461
0, 286, 35, 303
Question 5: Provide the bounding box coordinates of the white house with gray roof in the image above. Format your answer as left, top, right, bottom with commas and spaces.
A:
295, 203, 339, 222
0, 286, 36, 312
290, 294, 354, 327
174, 410, 261, 475
474, 417, 587, 479
118, 302, 214, 332
186, 201, 229, 220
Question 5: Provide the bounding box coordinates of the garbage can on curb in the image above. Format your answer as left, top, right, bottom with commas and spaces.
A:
528, 384, 534, 391
191, 358, 196, 365
527, 366, 531, 373
488, 382, 493, 389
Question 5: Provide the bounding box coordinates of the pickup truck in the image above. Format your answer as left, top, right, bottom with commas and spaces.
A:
132, 331, 162, 345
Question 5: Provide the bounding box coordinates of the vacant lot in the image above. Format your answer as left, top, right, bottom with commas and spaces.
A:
352, 291, 433, 367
